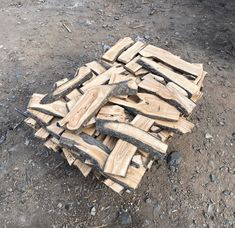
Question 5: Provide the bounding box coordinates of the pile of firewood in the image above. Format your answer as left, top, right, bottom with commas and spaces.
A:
22, 37, 206, 194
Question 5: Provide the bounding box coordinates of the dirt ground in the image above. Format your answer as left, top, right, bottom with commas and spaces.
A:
0, 0, 234, 227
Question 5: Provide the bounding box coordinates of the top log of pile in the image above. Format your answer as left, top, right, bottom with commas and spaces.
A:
22, 37, 206, 194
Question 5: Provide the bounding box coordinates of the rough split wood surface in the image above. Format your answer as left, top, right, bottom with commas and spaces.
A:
22, 37, 206, 194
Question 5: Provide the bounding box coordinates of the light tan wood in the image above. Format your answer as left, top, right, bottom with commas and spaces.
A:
85, 61, 106, 75
103, 179, 124, 194
104, 115, 154, 177
73, 159, 92, 177
83, 124, 96, 136
124, 56, 142, 73
139, 44, 203, 77
109, 73, 135, 84
132, 154, 143, 166
109, 165, 146, 190
97, 105, 129, 123
60, 131, 108, 169
97, 119, 168, 155
52, 66, 92, 99
191, 91, 203, 102
65, 89, 82, 101
46, 119, 64, 137
80, 65, 125, 93
35, 128, 50, 140
142, 73, 165, 83
157, 130, 174, 142
63, 148, 76, 165
154, 117, 194, 134
139, 76, 196, 115
103, 136, 117, 150
27, 109, 53, 125
30, 100, 68, 118
44, 138, 60, 152
53, 78, 69, 89
118, 41, 146, 64
150, 125, 161, 133
166, 82, 188, 97
27, 93, 46, 108
138, 57, 200, 95
102, 37, 134, 63
134, 68, 148, 76
59, 81, 137, 132
110, 93, 180, 121
82, 72, 96, 86
24, 117, 37, 129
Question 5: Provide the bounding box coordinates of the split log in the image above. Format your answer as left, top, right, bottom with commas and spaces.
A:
124, 56, 142, 73
96, 105, 130, 123
102, 136, 118, 150
139, 45, 203, 77
96, 119, 168, 157
27, 109, 53, 125
118, 41, 146, 64
109, 93, 180, 121
65, 89, 82, 101
41, 66, 92, 103
85, 61, 106, 75
58, 80, 137, 132
138, 57, 200, 95
35, 128, 50, 140
104, 115, 154, 177
63, 148, 76, 165
166, 82, 188, 97
46, 119, 64, 138
73, 159, 92, 177
44, 138, 60, 152
139, 75, 196, 115
102, 37, 134, 63
24, 117, 37, 129
103, 179, 124, 194
80, 65, 126, 93
154, 117, 194, 134
53, 78, 69, 89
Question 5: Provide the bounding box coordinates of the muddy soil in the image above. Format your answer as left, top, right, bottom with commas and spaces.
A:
0, 0, 234, 227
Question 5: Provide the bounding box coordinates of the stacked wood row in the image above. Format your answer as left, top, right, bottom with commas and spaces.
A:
23, 37, 206, 194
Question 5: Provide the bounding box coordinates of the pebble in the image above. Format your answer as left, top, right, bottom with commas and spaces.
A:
90, 206, 96, 216
8, 188, 13, 192
210, 174, 219, 183
153, 204, 161, 219
103, 44, 111, 52
222, 190, 231, 196
145, 197, 152, 204
0, 45, 3, 49
114, 16, 120, 20
57, 203, 63, 208
0, 135, 6, 144
118, 211, 132, 225
205, 133, 213, 139
166, 151, 182, 169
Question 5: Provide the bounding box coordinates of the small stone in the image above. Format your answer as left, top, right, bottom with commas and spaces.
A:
145, 197, 152, 204
209, 174, 219, 183
0, 135, 6, 144
57, 203, 63, 208
143, 219, 151, 226
103, 44, 111, 52
24, 139, 29, 146
222, 190, 230, 196
166, 151, 182, 169
90, 206, 96, 216
114, 16, 120, 20
153, 204, 161, 219
205, 133, 213, 139
118, 211, 132, 225
144, 34, 150, 40
219, 121, 225, 126
8, 188, 13, 192
0, 45, 3, 49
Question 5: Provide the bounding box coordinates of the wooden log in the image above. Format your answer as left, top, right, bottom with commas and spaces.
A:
97, 105, 130, 123
24, 117, 37, 129
60, 131, 110, 169
65, 89, 82, 101
102, 37, 134, 63
138, 57, 200, 95
134, 68, 149, 76
83, 124, 96, 136
166, 82, 188, 97
35, 128, 50, 140
124, 56, 142, 73
46, 119, 64, 138
85, 61, 106, 75
44, 138, 60, 152
139, 75, 196, 115
63, 148, 76, 165
53, 78, 69, 89
30, 99, 68, 118
109, 73, 135, 84
157, 130, 174, 142
154, 117, 194, 134
73, 159, 92, 177
103, 179, 124, 194
58, 80, 137, 132
118, 41, 146, 64
41, 66, 92, 103
109, 93, 180, 121
96, 119, 168, 157
104, 115, 154, 177
103, 136, 118, 150
27, 109, 53, 125
139, 44, 203, 77
80, 65, 126, 93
